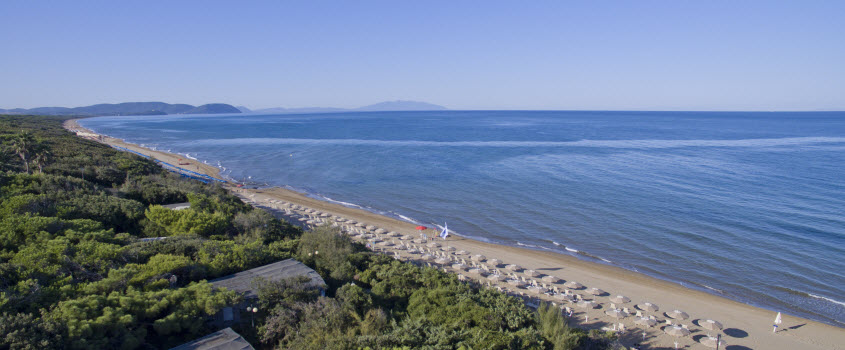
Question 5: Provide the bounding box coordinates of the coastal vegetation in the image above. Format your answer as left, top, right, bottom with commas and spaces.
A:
0, 115, 620, 349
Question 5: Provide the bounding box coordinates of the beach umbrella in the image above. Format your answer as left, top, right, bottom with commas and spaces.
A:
564, 281, 584, 289
701, 319, 723, 331
609, 295, 631, 304
605, 309, 629, 319
393, 244, 406, 250
667, 310, 690, 320
699, 336, 726, 349
378, 241, 394, 247
412, 238, 426, 244
528, 286, 547, 294
634, 317, 657, 327
577, 301, 598, 309
507, 279, 526, 287
435, 257, 450, 265
639, 302, 659, 313
555, 293, 575, 301
346, 220, 357, 225
664, 326, 690, 337
387, 231, 401, 237
455, 250, 468, 255
420, 254, 434, 261
542, 275, 560, 283
506, 264, 522, 272
321, 213, 331, 217
452, 263, 467, 271
468, 267, 485, 276
427, 242, 441, 248
356, 222, 366, 227
525, 269, 539, 277
443, 246, 456, 251
374, 228, 387, 234
415, 225, 428, 231
488, 274, 503, 282
472, 254, 487, 262
400, 235, 413, 240
587, 287, 606, 296
487, 258, 502, 266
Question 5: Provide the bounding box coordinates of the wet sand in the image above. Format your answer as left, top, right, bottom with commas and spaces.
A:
65, 118, 845, 349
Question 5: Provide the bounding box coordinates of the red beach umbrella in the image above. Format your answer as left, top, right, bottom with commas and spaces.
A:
415, 225, 428, 231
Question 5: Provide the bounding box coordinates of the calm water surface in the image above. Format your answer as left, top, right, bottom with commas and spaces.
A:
82, 111, 845, 326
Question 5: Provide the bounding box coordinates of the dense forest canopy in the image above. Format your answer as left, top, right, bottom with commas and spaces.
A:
0, 115, 620, 350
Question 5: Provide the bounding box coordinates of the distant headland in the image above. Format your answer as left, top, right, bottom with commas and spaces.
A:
2, 100, 447, 117
0, 102, 241, 116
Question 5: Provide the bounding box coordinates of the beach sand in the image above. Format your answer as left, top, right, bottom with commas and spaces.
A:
66, 118, 845, 350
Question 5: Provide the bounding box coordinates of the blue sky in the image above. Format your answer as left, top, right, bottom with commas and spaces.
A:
1, 1, 843, 110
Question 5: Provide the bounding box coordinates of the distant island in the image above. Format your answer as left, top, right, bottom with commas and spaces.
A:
244, 100, 448, 114
0, 102, 241, 116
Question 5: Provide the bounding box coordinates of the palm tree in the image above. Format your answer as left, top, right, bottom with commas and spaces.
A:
11, 131, 36, 174
32, 148, 51, 174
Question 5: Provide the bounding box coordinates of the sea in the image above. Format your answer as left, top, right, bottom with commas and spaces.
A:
80, 110, 845, 327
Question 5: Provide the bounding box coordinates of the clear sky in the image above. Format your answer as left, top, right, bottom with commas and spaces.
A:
1, 1, 843, 111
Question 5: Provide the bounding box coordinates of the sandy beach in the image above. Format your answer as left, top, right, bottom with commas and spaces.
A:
65, 118, 845, 350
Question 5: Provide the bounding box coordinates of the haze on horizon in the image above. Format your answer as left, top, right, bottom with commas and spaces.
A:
1, 1, 843, 112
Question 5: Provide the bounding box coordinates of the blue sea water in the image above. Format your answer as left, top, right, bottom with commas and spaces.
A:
81, 110, 845, 326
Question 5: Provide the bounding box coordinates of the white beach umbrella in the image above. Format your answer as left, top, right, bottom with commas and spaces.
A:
488, 274, 503, 282
455, 250, 468, 255
452, 263, 468, 271
377, 241, 394, 247
366, 225, 377, 231
555, 293, 575, 301
699, 336, 726, 349
387, 231, 401, 237
420, 254, 434, 261
564, 281, 584, 289
468, 267, 486, 276
634, 317, 657, 327
525, 269, 539, 277
605, 309, 629, 319
609, 295, 631, 304
374, 228, 387, 234
427, 242, 441, 248
542, 275, 560, 283
667, 310, 690, 320
506, 264, 522, 272
355, 222, 366, 227
664, 325, 690, 337
577, 300, 598, 309
345, 220, 357, 225
400, 235, 414, 240
507, 279, 526, 287
701, 319, 723, 331
527, 286, 547, 294
638, 302, 659, 313
472, 254, 487, 262
443, 246, 456, 252
587, 287, 606, 296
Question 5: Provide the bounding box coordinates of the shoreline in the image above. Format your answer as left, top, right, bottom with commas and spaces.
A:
65, 118, 845, 349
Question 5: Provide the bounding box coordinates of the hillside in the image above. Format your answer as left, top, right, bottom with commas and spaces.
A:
251, 100, 446, 114
0, 102, 241, 116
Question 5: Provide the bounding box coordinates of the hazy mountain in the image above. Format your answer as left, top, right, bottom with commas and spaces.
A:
1, 102, 241, 116
250, 100, 446, 114
355, 100, 447, 111
235, 106, 252, 113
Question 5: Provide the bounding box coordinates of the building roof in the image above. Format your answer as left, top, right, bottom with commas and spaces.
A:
169, 327, 254, 350
209, 259, 325, 298
162, 202, 191, 210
